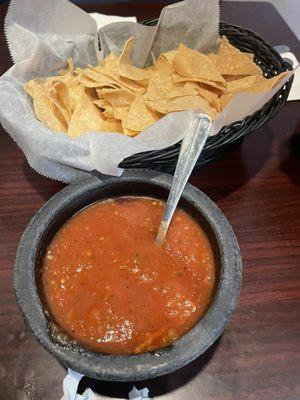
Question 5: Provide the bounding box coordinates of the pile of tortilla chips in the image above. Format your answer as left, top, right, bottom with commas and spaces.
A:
24, 36, 288, 138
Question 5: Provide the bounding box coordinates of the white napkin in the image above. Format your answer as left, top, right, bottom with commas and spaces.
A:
89, 13, 136, 30
60, 369, 150, 400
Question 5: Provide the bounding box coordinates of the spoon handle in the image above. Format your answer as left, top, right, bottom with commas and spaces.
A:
156, 113, 212, 245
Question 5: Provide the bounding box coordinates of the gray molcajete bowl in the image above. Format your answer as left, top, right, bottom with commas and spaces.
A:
14, 169, 242, 382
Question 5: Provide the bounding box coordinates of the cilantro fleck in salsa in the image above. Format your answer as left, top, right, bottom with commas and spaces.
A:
41, 197, 215, 354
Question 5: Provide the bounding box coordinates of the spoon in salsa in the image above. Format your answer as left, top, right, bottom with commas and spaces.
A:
156, 113, 212, 245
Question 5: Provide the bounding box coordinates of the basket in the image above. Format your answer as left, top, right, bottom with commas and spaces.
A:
119, 21, 293, 173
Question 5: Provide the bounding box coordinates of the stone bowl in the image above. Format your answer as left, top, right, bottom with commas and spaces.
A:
14, 169, 242, 381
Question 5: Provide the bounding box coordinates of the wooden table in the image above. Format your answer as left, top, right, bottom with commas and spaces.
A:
0, 2, 299, 399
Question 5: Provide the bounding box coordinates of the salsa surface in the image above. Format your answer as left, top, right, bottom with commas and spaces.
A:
42, 197, 215, 354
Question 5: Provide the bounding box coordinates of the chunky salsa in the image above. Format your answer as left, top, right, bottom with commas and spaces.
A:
42, 197, 215, 354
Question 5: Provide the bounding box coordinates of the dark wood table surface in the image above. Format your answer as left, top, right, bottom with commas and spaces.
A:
0, 2, 299, 399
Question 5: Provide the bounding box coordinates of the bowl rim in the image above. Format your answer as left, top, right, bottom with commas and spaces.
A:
14, 169, 242, 381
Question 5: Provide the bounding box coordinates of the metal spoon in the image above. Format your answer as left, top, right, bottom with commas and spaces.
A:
156, 113, 212, 245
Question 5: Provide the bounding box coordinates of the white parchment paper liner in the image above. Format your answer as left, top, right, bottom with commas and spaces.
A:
0, 0, 295, 182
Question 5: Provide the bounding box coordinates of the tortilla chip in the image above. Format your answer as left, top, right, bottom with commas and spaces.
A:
102, 118, 123, 133
224, 72, 288, 95
172, 72, 227, 91
101, 88, 135, 108
174, 44, 225, 83
25, 81, 67, 132
79, 68, 117, 85
166, 84, 199, 99
147, 95, 217, 120
24, 80, 38, 98
223, 74, 247, 82
225, 75, 259, 93
49, 82, 71, 125
146, 72, 175, 100
112, 106, 129, 121
79, 67, 145, 93
245, 72, 289, 93
115, 106, 138, 136
125, 94, 159, 132
58, 58, 75, 76
159, 49, 177, 65
96, 87, 135, 120
98, 52, 149, 90
243, 52, 255, 61
78, 73, 111, 88
212, 97, 221, 113
197, 83, 221, 109
118, 76, 148, 92
68, 83, 90, 112
93, 99, 115, 118
25, 37, 285, 139
68, 96, 106, 138
118, 37, 151, 81
154, 59, 174, 77
220, 92, 234, 110
156, 62, 174, 77
26, 76, 75, 93
207, 53, 218, 64
52, 81, 72, 115
216, 36, 262, 76
92, 53, 120, 80
123, 126, 140, 137
183, 81, 201, 90
84, 87, 97, 102
219, 71, 288, 109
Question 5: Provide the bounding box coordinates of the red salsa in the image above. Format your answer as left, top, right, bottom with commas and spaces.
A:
42, 197, 215, 354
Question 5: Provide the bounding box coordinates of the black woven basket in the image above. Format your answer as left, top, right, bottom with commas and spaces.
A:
119, 21, 293, 173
